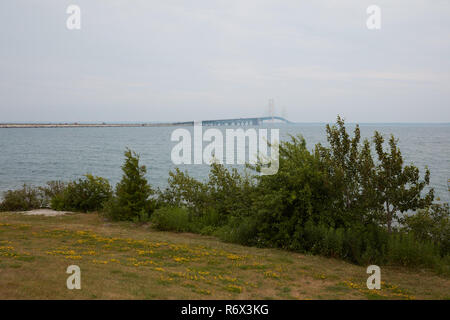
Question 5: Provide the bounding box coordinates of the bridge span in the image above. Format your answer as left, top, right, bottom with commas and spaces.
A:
0, 117, 292, 128
174, 116, 292, 127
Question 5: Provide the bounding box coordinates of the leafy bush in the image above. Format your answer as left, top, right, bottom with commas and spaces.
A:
159, 162, 254, 220
403, 203, 450, 256
216, 215, 260, 246
192, 208, 222, 233
250, 135, 335, 248
435, 255, 450, 275
158, 168, 210, 215
205, 163, 254, 219
0, 184, 43, 211
104, 149, 155, 221
39, 181, 66, 208
156, 161, 256, 238
51, 174, 112, 212
281, 222, 386, 265
151, 207, 192, 232
151, 206, 222, 235
387, 233, 439, 267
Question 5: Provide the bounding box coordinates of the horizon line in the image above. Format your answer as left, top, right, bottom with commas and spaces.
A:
1, 121, 449, 125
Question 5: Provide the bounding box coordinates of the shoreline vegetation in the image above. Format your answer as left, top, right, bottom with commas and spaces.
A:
1, 117, 449, 279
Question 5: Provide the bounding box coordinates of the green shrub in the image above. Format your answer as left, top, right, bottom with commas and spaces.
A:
158, 168, 210, 215
151, 206, 222, 235
191, 208, 222, 232
133, 209, 151, 223
434, 255, 450, 276
403, 203, 450, 256
0, 184, 43, 211
157, 162, 255, 237
151, 207, 192, 232
104, 149, 155, 221
386, 233, 439, 267
38, 181, 66, 208
159, 162, 254, 220
249, 135, 337, 250
51, 175, 112, 212
206, 163, 254, 219
50, 193, 65, 211
101, 197, 122, 220
216, 215, 260, 246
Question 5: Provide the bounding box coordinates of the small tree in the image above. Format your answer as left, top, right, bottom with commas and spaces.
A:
373, 132, 434, 233
104, 148, 155, 221
315, 116, 379, 226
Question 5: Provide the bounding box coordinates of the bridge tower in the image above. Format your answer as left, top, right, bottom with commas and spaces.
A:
268, 98, 275, 123
281, 105, 287, 119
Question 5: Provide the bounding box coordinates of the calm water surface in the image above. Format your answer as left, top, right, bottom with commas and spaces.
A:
0, 123, 448, 202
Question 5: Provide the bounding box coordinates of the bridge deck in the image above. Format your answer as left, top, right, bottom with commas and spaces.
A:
197, 116, 291, 126
0, 117, 292, 128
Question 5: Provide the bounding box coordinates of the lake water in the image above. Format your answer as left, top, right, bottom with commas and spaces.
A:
0, 123, 449, 202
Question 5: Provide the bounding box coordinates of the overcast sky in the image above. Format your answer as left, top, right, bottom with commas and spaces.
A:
0, 0, 449, 123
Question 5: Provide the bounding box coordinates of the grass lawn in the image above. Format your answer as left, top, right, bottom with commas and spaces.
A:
0, 212, 449, 300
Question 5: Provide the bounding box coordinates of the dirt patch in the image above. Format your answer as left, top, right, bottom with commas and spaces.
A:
20, 209, 71, 216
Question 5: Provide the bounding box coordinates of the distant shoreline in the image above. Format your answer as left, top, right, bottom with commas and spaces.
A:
0, 122, 449, 128
0, 123, 189, 128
